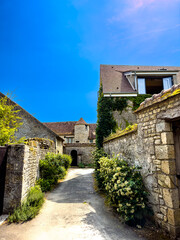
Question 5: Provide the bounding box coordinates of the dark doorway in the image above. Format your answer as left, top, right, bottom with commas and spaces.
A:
0, 146, 8, 215
71, 150, 77, 166
173, 120, 180, 200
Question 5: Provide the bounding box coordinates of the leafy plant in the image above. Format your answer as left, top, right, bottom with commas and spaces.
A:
98, 155, 151, 226
78, 162, 85, 168
37, 152, 72, 192
96, 84, 117, 149
0, 94, 24, 146
95, 84, 152, 149
92, 147, 107, 189
8, 185, 44, 223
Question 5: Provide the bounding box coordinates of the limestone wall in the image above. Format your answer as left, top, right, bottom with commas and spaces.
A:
3, 138, 55, 213
74, 125, 89, 143
104, 85, 180, 237
65, 143, 95, 165
113, 100, 137, 129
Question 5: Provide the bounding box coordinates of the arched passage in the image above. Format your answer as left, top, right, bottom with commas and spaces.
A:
71, 150, 77, 166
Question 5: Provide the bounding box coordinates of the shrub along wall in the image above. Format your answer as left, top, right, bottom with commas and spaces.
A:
3, 138, 55, 213
104, 84, 180, 237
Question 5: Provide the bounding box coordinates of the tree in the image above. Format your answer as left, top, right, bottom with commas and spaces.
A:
96, 84, 117, 149
0, 95, 24, 146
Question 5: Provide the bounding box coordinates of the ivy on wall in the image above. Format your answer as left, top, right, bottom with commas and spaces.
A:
96, 84, 151, 148
96, 84, 118, 149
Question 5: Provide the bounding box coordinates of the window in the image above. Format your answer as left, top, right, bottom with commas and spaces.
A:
138, 77, 172, 94
163, 77, 172, 90
65, 137, 74, 143
138, 78, 146, 94
90, 140, 93, 143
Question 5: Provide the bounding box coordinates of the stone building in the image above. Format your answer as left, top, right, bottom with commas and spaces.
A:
103, 84, 180, 237
44, 118, 96, 165
100, 65, 180, 129
0, 92, 64, 154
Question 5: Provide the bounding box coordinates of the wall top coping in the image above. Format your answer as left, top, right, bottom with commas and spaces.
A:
65, 143, 96, 147
135, 84, 180, 112
24, 138, 54, 145
104, 124, 138, 143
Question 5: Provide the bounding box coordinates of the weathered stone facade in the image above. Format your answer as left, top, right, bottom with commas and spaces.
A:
3, 138, 55, 213
44, 118, 96, 165
65, 143, 95, 165
113, 100, 137, 129
0, 92, 64, 154
74, 124, 90, 143
104, 84, 180, 237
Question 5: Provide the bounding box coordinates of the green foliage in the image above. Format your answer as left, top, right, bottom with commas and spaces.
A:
96, 85, 152, 148
78, 162, 94, 168
8, 185, 44, 223
96, 84, 118, 149
128, 94, 152, 111
92, 147, 107, 189
0, 95, 24, 146
98, 155, 151, 226
78, 162, 85, 168
37, 152, 72, 192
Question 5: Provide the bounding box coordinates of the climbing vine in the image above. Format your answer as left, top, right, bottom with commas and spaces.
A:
96, 84, 117, 149
96, 84, 151, 148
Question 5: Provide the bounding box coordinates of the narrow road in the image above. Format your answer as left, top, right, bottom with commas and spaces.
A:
0, 168, 145, 240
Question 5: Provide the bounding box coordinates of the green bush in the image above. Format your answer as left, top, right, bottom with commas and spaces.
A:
38, 152, 71, 192
92, 148, 107, 189
56, 154, 72, 170
98, 155, 151, 226
8, 185, 44, 223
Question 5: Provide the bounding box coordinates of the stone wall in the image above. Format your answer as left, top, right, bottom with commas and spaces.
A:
113, 100, 137, 129
104, 84, 180, 237
65, 143, 95, 165
74, 125, 90, 143
0, 92, 63, 153
15, 110, 63, 153
3, 138, 55, 213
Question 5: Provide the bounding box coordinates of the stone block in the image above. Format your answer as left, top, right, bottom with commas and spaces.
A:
158, 174, 175, 188
156, 213, 164, 220
155, 139, 161, 145
168, 208, 180, 226
161, 132, 174, 145
167, 224, 180, 238
155, 145, 175, 159
163, 188, 179, 208
156, 122, 171, 132
161, 161, 176, 175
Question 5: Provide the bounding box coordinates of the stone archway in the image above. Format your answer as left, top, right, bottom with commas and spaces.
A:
71, 150, 77, 166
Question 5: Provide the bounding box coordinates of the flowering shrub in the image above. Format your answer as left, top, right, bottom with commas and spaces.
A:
99, 156, 151, 226
37, 152, 72, 192
92, 148, 107, 189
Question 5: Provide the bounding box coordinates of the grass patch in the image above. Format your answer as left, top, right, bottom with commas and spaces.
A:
8, 185, 44, 223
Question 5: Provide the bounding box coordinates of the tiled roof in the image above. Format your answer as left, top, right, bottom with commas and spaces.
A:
100, 65, 180, 94
75, 117, 88, 125
43, 121, 76, 135
43, 121, 97, 139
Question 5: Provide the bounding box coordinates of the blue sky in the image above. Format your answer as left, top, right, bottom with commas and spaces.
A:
0, 0, 180, 123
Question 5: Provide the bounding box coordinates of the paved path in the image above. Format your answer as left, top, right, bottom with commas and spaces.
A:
0, 168, 145, 240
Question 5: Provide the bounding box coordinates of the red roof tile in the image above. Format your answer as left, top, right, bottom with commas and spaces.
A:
43, 121, 97, 139
75, 117, 88, 125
